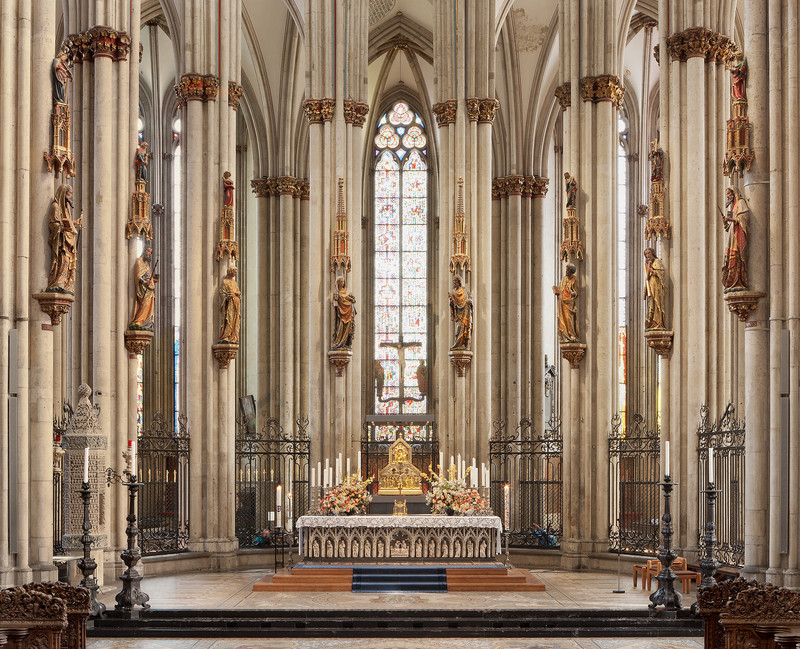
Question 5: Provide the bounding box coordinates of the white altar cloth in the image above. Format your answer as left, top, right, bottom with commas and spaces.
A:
297, 514, 503, 556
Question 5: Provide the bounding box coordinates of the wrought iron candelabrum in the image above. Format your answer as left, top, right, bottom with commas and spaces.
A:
648, 474, 682, 617
76, 481, 106, 617
106, 468, 150, 615
691, 481, 720, 614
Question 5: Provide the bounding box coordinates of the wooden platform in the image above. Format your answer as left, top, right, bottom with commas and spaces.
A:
253, 564, 545, 592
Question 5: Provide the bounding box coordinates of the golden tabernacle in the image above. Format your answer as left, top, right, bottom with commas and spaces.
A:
378, 439, 423, 495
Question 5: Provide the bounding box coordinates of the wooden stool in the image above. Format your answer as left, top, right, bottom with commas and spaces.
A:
674, 570, 701, 593
632, 564, 647, 588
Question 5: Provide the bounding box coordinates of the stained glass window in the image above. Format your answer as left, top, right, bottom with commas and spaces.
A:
373, 102, 428, 416
617, 116, 628, 431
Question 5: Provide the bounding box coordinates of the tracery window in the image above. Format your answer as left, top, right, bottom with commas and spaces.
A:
617, 115, 629, 431
372, 102, 429, 421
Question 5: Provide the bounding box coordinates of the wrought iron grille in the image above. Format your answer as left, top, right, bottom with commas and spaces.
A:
489, 418, 562, 548
235, 417, 310, 548
608, 413, 661, 555
52, 403, 72, 555
360, 421, 438, 493
697, 403, 745, 567
137, 412, 190, 555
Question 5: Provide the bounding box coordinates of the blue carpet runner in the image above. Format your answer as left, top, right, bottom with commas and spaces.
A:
351, 565, 447, 592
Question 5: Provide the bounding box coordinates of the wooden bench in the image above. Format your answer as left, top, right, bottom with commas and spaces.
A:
22, 583, 90, 649
0, 586, 68, 649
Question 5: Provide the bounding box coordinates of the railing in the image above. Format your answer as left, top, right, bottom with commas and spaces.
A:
489, 418, 562, 548
697, 403, 745, 567
137, 412, 190, 555
235, 417, 310, 548
360, 419, 438, 492
608, 413, 661, 556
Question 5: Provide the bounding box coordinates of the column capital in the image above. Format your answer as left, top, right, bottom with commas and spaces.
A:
343, 100, 369, 126
303, 98, 335, 123
532, 176, 549, 198
297, 179, 310, 200
554, 83, 571, 110
175, 74, 219, 108
580, 75, 625, 107
277, 176, 298, 196
251, 177, 273, 198
65, 27, 131, 62
432, 100, 457, 126
492, 177, 507, 200
466, 98, 481, 121
505, 174, 525, 196
478, 98, 500, 123
666, 27, 738, 64
228, 82, 243, 110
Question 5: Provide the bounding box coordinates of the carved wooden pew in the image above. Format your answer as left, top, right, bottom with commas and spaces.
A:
21, 583, 90, 649
0, 586, 68, 649
696, 577, 760, 649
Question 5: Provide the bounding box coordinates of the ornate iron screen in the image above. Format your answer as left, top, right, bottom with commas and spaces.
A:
489, 418, 562, 548
235, 417, 310, 548
137, 412, 190, 555
608, 413, 661, 555
697, 404, 745, 567
360, 420, 437, 492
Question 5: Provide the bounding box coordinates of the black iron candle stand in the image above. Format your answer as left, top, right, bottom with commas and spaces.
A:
649, 474, 682, 617
114, 475, 150, 614
76, 482, 106, 617
691, 481, 720, 614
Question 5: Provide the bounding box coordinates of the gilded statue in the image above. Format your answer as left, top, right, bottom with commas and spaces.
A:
553, 263, 579, 343
643, 248, 666, 330
331, 276, 356, 349
128, 247, 159, 330
449, 275, 473, 350
52, 48, 72, 105
721, 186, 749, 291
218, 265, 241, 343
46, 184, 82, 294
564, 172, 577, 208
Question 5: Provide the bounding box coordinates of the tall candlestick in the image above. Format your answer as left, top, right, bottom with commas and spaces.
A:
83, 447, 89, 483
708, 447, 714, 483
664, 441, 670, 477
503, 483, 510, 531
276, 485, 282, 528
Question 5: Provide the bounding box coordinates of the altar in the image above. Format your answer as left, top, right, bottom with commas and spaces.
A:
297, 514, 503, 560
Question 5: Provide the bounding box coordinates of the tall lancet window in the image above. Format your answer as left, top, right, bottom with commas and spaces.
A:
617, 115, 629, 430
372, 102, 429, 418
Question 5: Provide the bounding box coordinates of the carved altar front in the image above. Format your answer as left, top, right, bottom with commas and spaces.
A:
297, 514, 502, 560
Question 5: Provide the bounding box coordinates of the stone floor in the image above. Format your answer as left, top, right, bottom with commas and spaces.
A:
88, 567, 702, 649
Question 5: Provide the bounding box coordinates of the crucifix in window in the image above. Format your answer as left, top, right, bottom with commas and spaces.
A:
377, 336, 424, 405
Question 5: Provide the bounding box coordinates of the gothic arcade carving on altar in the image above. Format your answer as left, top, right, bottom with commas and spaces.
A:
377, 439, 423, 495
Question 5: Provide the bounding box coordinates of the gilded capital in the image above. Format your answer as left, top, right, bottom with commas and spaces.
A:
303, 98, 336, 123
432, 100, 457, 126
466, 98, 481, 122
666, 27, 737, 64
276, 176, 297, 196
532, 176, 549, 198
228, 82, 243, 109
251, 178, 271, 198
343, 100, 369, 126
505, 175, 525, 196
492, 177, 507, 200
554, 83, 571, 110
65, 27, 130, 62
175, 74, 219, 108
478, 98, 500, 123
580, 75, 625, 108
297, 179, 310, 200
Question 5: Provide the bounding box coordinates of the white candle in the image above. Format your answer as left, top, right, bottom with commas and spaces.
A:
709, 447, 714, 483
131, 440, 136, 476
481, 462, 486, 488
503, 483, 510, 531
472, 458, 477, 488
357, 451, 361, 478
450, 455, 454, 472
318, 461, 322, 485
457, 454, 462, 479
665, 441, 670, 477
338, 453, 343, 481
83, 447, 89, 483
276, 485, 282, 527
439, 452, 444, 472
346, 457, 351, 478
289, 463, 293, 490
311, 467, 316, 488
287, 491, 293, 531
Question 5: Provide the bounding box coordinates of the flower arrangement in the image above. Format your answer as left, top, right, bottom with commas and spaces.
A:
422, 464, 492, 516
317, 473, 374, 515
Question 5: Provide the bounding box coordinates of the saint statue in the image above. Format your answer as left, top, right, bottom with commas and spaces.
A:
721, 186, 749, 291
331, 276, 356, 349
135, 141, 150, 182
46, 183, 82, 294
128, 246, 159, 330
52, 48, 72, 105
449, 275, 473, 350
374, 360, 385, 400
731, 59, 747, 101
218, 265, 241, 343
223, 171, 235, 207
416, 359, 427, 398
564, 172, 577, 209
553, 263, 579, 343
643, 248, 666, 330
649, 140, 663, 183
